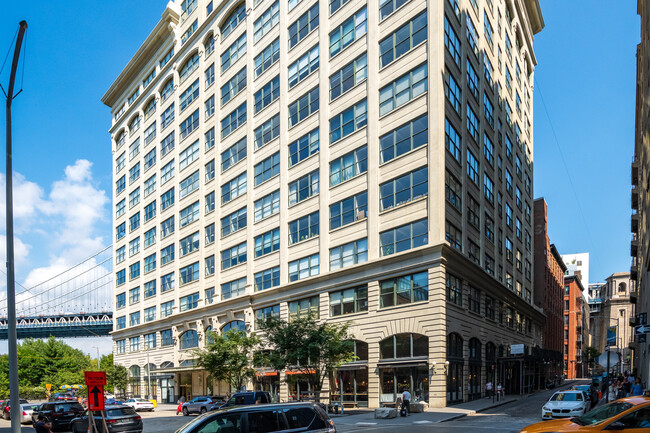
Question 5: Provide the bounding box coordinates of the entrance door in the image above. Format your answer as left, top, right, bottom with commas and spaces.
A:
447, 362, 463, 403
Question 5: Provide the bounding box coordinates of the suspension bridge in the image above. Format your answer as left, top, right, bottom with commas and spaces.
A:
0, 246, 113, 339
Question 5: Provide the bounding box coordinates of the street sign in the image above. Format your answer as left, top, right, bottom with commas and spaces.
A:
88, 385, 104, 411
84, 371, 107, 386
510, 344, 524, 355
45, 384, 51, 391
635, 324, 650, 335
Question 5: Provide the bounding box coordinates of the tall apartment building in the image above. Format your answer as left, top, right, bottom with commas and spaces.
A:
533, 198, 565, 356
563, 275, 586, 379
102, 0, 544, 407
633, 0, 650, 386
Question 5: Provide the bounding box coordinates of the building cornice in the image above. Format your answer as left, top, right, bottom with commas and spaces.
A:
101, 2, 180, 109
550, 244, 567, 272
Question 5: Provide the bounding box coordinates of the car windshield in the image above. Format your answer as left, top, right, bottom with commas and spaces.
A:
550, 392, 582, 402
572, 402, 635, 426
174, 413, 213, 433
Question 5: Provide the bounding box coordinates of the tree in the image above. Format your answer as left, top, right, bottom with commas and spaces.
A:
194, 329, 261, 392
585, 346, 601, 374
257, 316, 354, 402
108, 365, 128, 397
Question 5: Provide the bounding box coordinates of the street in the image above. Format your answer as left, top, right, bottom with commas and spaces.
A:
0, 383, 583, 433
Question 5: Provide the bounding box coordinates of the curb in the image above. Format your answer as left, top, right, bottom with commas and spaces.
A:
439, 399, 517, 423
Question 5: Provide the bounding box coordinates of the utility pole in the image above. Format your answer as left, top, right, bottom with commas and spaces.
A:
5, 20, 28, 433
94, 346, 101, 370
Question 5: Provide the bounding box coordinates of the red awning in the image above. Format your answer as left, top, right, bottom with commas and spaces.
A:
286, 369, 316, 375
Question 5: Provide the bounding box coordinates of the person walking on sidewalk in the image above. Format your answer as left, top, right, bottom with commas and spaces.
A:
486, 381, 493, 399
632, 377, 644, 396
401, 388, 411, 416
496, 383, 503, 401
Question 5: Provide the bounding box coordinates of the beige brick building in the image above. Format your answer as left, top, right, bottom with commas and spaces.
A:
102, 0, 544, 407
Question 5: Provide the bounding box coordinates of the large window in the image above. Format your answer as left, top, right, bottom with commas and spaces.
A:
180, 263, 199, 286
329, 7, 367, 57
254, 38, 280, 78
221, 67, 247, 106
180, 109, 199, 140
180, 52, 200, 82
291, 5, 319, 50
289, 129, 319, 167
254, 152, 280, 185
220, 3, 246, 40
161, 132, 175, 157
254, 190, 280, 221
221, 207, 247, 237
254, 75, 280, 113
444, 16, 461, 66
445, 118, 461, 163
221, 102, 247, 139
160, 216, 174, 240
254, 114, 280, 149
289, 86, 319, 127
254, 228, 280, 257
289, 296, 319, 321
221, 33, 247, 73
180, 231, 200, 257
446, 273, 462, 305
380, 114, 428, 163
289, 254, 319, 281
329, 53, 366, 101
379, 333, 428, 359
379, 166, 427, 210
330, 191, 367, 229
253, 1, 279, 43
221, 172, 247, 204
289, 170, 319, 205
379, 11, 427, 67
289, 211, 319, 244
161, 273, 175, 293
129, 188, 140, 208
180, 330, 199, 349
330, 238, 367, 270
379, 63, 427, 116
379, 272, 428, 307
330, 286, 367, 316
180, 79, 200, 111
289, 45, 319, 89
221, 242, 247, 270
330, 100, 367, 144
330, 145, 367, 186
222, 277, 246, 299
445, 71, 461, 114
379, 219, 428, 256
180, 201, 200, 227
160, 244, 175, 266
179, 170, 199, 198
254, 267, 280, 292
222, 137, 247, 172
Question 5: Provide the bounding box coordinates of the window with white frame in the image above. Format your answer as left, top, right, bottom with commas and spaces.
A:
330, 238, 368, 270
179, 201, 199, 227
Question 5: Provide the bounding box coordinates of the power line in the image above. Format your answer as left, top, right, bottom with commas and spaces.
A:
534, 77, 604, 275
26, 245, 112, 289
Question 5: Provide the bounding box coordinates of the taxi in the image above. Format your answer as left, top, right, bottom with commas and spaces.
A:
520, 397, 650, 432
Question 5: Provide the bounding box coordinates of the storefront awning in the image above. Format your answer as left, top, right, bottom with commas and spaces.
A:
255, 371, 278, 377
337, 362, 368, 371
286, 369, 316, 375
377, 358, 428, 368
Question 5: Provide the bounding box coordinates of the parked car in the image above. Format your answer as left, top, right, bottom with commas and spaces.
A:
1, 399, 29, 420
182, 396, 225, 415
123, 398, 154, 412
216, 392, 272, 409
70, 405, 142, 433
177, 402, 336, 433
521, 396, 650, 432
105, 399, 124, 406
32, 401, 85, 431
50, 393, 76, 402
20, 403, 39, 424
541, 390, 591, 420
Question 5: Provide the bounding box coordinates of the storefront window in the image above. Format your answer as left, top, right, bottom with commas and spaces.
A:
129, 365, 141, 398
254, 373, 280, 402
447, 333, 463, 403
286, 373, 311, 401
468, 338, 481, 400
378, 333, 429, 404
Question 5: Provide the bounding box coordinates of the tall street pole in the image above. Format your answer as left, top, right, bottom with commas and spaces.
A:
5, 20, 28, 433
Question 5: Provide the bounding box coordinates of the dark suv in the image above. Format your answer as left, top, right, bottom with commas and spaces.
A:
70, 405, 142, 433
33, 401, 85, 431
218, 392, 271, 409
178, 402, 336, 433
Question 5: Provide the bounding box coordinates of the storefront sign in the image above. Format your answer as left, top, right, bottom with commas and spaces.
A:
510, 344, 524, 355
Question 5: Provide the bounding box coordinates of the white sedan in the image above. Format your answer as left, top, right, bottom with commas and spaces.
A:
124, 398, 155, 412
541, 390, 590, 420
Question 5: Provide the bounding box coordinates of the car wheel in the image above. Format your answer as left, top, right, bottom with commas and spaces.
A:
182, 407, 188, 416
200, 407, 207, 414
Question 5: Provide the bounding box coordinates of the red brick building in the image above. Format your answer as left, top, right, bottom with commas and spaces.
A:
564, 275, 586, 379
533, 199, 567, 354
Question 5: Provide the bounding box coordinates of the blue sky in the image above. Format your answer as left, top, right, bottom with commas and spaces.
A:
0, 2, 641, 354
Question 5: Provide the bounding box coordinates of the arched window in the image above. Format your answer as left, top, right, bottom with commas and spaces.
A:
115, 130, 126, 149
160, 361, 174, 369
143, 97, 156, 121
129, 365, 141, 377
204, 33, 215, 57
447, 333, 463, 358
180, 330, 199, 349
379, 333, 428, 359
160, 77, 174, 102
179, 51, 199, 83
129, 365, 141, 397
485, 342, 496, 362
220, 3, 246, 40
222, 320, 246, 334
618, 282, 627, 293
205, 326, 215, 345
469, 338, 481, 361
128, 115, 141, 135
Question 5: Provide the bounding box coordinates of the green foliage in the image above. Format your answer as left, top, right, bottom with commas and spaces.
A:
257, 316, 354, 400
585, 346, 601, 361
194, 329, 261, 391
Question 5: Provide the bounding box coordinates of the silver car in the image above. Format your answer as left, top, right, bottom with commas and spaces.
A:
20, 404, 39, 424
182, 396, 216, 415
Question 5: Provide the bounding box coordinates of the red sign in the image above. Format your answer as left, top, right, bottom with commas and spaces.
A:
88, 384, 105, 411
84, 371, 107, 386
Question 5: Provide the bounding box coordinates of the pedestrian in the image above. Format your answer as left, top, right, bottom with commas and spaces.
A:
496, 382, 503, 401
608, 380, 618, 402
486, 380, 493, 399
632, 377, 644, 396
34, 415, 52, 433
617, 380, 626, 400
623, 377, 632, 397
589, 384, 599, 408
176, 396, 185, 416
401, 388, 411, 417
